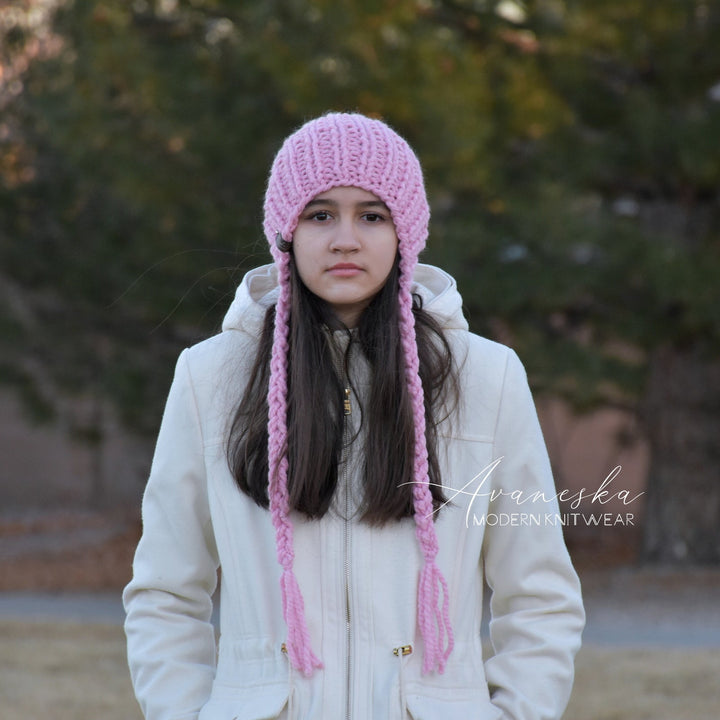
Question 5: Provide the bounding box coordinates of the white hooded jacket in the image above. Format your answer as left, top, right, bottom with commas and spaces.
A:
123, 263, 585, 720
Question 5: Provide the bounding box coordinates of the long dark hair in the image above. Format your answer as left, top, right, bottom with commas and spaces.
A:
226, 255, 460, 524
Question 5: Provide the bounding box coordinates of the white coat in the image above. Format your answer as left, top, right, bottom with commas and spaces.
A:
123, 263, 585, 720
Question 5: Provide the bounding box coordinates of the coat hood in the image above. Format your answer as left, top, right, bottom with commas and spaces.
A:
221, 263, 469, 334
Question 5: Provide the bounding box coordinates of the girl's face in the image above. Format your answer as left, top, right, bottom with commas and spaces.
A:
292, 186, 399, 327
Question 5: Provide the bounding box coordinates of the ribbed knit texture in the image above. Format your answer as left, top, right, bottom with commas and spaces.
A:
263, 112, 453, 676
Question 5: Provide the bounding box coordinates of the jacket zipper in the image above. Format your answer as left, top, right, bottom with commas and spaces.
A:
330, 332, 354, 720
343, 384, 352, 720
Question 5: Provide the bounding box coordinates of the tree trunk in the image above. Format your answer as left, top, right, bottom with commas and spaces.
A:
641, 345, 720, 564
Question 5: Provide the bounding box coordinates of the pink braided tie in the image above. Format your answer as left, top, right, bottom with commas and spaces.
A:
398, 255, 454, 674
267, 252, 323, 676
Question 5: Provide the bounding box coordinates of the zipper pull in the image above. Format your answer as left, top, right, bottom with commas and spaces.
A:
344, 387, 352, 415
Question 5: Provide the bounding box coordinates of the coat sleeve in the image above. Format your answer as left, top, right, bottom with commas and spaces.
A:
123, 349, 220, 720
482, 349, 585, 720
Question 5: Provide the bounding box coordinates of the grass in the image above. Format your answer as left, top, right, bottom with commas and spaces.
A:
0, 621, 142, 720
1, 621, 719, 720
565, 645, 720, 720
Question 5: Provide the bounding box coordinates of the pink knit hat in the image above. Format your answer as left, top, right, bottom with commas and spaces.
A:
263, 112, 453, 676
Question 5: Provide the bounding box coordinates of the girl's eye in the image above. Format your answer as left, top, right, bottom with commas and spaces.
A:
364, 213, 385, 223
312, 211, 330, 221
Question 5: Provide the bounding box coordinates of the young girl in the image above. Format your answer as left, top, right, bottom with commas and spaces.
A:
124, 112, 585, 720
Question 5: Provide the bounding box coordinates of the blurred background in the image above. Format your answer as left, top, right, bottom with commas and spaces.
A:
1, 1, 719, 718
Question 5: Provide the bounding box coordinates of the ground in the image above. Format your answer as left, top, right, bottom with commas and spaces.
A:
0, 508, 140, 592
0, 507, 637, 592
2, 508, 720, 719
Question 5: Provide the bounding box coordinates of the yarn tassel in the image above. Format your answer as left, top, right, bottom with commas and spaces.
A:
417, 558, 454, 674
280, 567, 323, 676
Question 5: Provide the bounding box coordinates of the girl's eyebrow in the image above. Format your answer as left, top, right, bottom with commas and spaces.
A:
304, 198, 390, 211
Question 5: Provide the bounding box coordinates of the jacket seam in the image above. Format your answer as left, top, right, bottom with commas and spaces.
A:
178, 349, 215, 549
490, 349, 512, 458
180, 349, 207, 449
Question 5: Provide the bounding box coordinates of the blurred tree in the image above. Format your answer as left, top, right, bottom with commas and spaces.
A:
1, 0, 293, 436
227, 0, 720, 563
511, 0, 720, 564
1, 0, 718, 561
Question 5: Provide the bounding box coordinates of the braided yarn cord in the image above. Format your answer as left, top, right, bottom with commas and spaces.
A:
398, 254, 454, 674
266, 251, 322, 676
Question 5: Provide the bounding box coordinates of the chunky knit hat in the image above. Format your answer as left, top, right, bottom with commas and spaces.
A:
263, 112, 453, 676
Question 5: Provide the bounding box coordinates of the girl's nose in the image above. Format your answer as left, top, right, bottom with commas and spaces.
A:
329, 219, 361, 252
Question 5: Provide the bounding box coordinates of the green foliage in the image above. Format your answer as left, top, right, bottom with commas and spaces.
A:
1, 0, 719, 433
0, 363, 57, 424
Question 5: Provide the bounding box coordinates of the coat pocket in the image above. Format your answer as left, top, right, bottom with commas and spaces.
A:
198, 682, 289, 720
405, 689, 503, 720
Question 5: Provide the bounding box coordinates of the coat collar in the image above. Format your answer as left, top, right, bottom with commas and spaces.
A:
221, 263, 469, 335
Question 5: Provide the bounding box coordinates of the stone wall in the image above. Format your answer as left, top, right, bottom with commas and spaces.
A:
0, 390, 151, 511
0, 388, 650, 550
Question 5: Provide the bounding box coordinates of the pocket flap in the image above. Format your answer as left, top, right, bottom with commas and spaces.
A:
406, 690, 503, 720
198, 683, 288, 720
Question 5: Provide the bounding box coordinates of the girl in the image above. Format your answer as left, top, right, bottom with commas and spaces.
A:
124, 112, 585, 720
